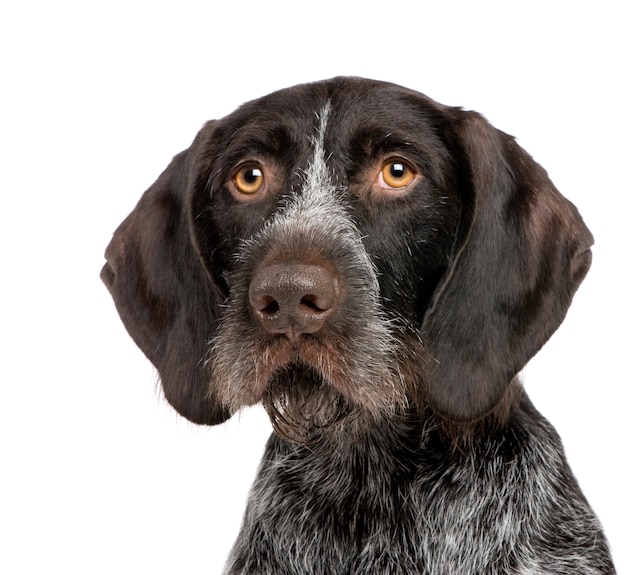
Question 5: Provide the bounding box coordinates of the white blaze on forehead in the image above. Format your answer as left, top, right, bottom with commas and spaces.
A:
235, 102, 346, 261
303, 102, 333, 199
277, 101, 337, 221
260, 102, 341, 232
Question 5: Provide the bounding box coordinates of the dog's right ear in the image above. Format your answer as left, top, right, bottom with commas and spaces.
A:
101, 122, 230, 425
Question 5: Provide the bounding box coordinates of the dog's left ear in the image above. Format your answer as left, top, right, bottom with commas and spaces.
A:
422, 111, 593, 421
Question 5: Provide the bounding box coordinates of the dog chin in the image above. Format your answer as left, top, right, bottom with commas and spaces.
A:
259, 362, 372, 443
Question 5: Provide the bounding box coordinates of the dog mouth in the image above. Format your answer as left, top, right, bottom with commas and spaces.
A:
208, 317, 425, 442
219, 332, 370, 408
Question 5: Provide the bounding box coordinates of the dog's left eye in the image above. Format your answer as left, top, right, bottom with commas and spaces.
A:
233, 164, 265, 195
378, 160, 418, 190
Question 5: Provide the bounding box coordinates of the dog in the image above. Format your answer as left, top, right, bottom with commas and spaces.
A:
101, 77, 615, 574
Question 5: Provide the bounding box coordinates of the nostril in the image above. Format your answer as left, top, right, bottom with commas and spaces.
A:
300, 294, 326, 313
259, 296, 280, 315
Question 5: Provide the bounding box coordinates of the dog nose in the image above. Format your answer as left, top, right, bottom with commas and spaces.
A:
249, 263, 340, 340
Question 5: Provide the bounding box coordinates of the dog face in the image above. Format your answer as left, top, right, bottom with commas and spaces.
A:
102, 77, 593, 439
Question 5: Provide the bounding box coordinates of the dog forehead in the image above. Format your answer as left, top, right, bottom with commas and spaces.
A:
214, 78, 448, 162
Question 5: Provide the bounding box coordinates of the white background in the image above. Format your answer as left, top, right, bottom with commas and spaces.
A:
1, 1, 623, 573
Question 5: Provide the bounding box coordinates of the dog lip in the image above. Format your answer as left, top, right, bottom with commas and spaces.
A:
251, 335, 332, 388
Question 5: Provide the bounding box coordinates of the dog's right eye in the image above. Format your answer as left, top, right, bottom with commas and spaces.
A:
233, 164, 265, 195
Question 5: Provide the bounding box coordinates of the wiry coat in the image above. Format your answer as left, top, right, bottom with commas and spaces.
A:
101, 77, 615, 574
229, 400, 609, 574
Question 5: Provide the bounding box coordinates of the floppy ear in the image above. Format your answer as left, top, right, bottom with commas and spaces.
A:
101, 125, 230, 425
422, 111, 593, 421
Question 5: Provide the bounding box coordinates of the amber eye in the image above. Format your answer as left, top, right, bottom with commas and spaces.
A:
233, 164, 265, 194
379, 160, 417, 189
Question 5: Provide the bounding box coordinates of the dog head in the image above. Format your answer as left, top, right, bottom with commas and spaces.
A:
101, 77, 592, 438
